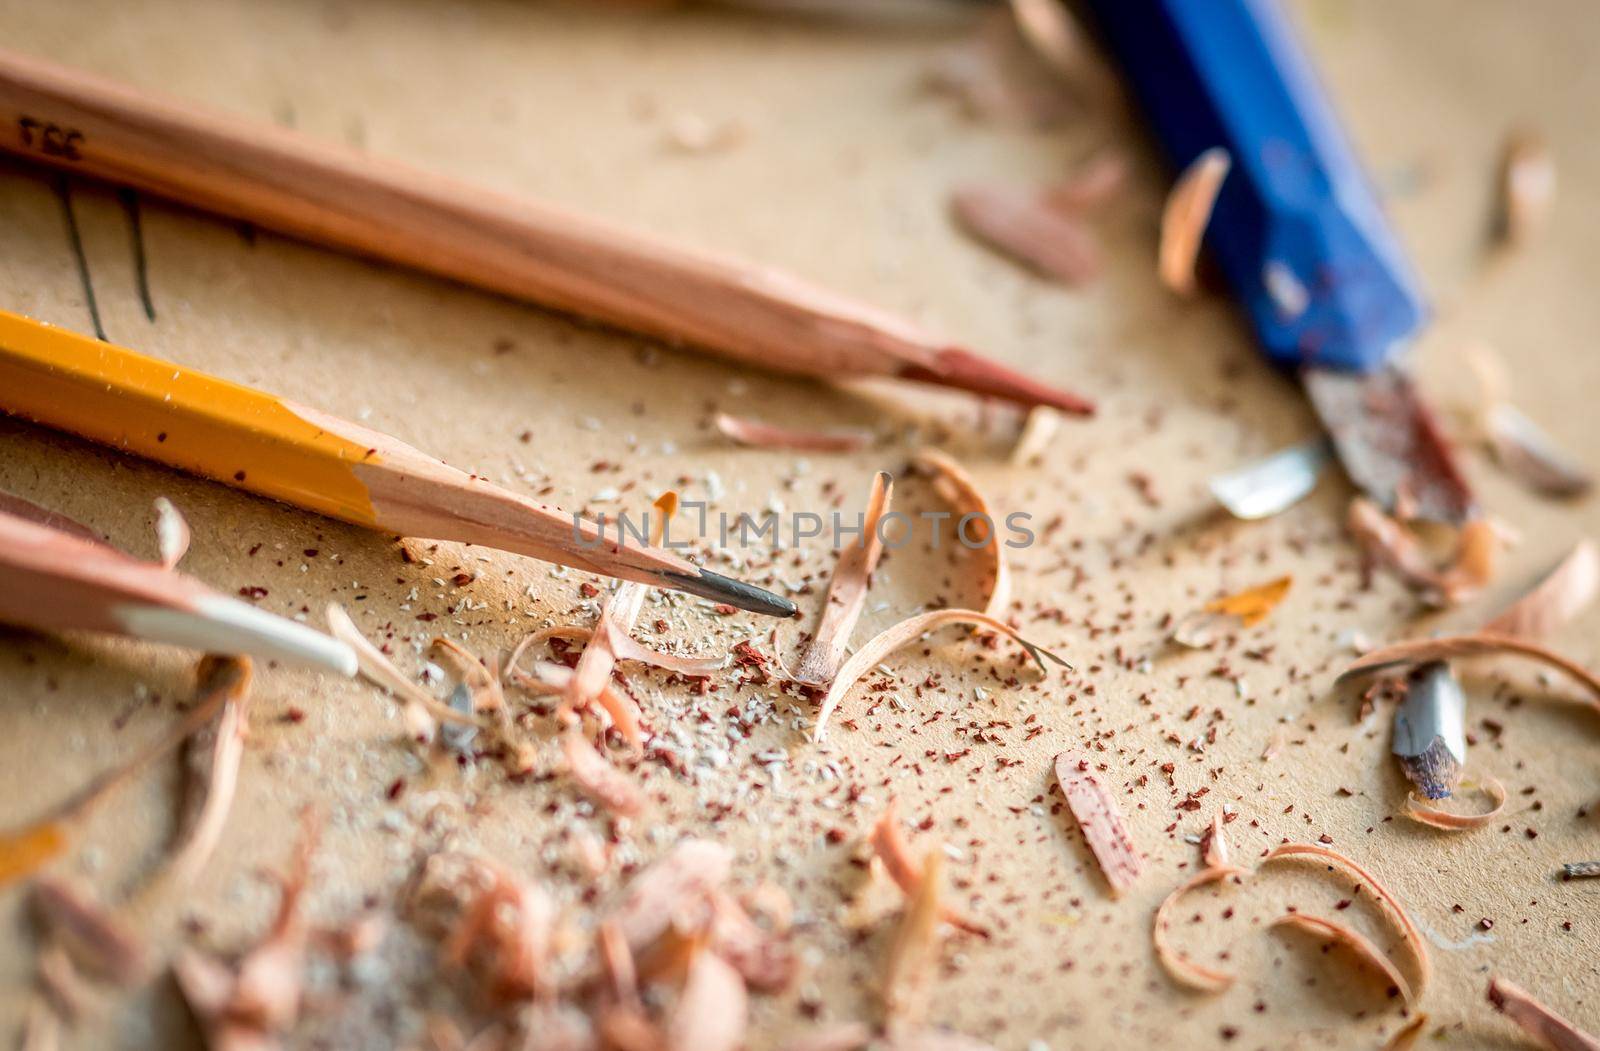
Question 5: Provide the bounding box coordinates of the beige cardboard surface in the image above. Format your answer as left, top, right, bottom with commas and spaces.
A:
0, 1, 1597, 1047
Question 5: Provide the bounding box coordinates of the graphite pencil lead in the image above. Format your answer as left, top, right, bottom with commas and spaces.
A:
662, 569, 798, 619
1391, 660, 1467, 799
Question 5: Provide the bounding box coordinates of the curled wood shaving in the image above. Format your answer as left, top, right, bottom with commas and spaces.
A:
1348, 499, 1498, 606
1171, 576, 1292, 647
1496, 131, 1556, 247
1152, 865, 1249, 993
666, 945, 748, 1051
612, 839, 733, 953
869, 801, 987, 937
714, 413, 870, 453
882, 845, 944, 1028
31, 877, 145, 986
562, 731, 645, 816
911, 450, 1010, 617
175, 807, 319, 1050
1405, 776, 1508, 831
1488, 975, 1600, 1051
327, 604, 473, 738
603, 618, 727, 675
1159, 147, 1231, 296
430, 637, 506, 715
793, 472, 893, 687
168, 667, 253, 888
1382, 1013, 1429, 1051
510, 661, 645, 750
707, 890, 796, 991
1484, 404, 1593, 497
1483, 540, 1599, 639
813, 608, 1066, 741
1042, 151, 1128, 213
1263, 843, 1431, 998
1054, 753, 1143, 896
0, 656, 250, 886
1339, 633, 1600, 711
152, 497, 191, 570
1271, 912, 1413, 1004
950, 183, 1100, 285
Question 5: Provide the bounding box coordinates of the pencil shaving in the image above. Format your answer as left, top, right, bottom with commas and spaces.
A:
714, 413, 870, 453
1053, 754, 1143, 896
1487, 976, 1600, 1051
812, 609, 1066, 741
882, 844, 944, 1028
31, 877, 145, 986
1404, 776, 1507, 831
1159, 147, 1231, 296
327, 604, 473, 738
1484, 404, 1593, 497
1348, 498, 1497, 606
792, 472, 893, 687
869, 800, 987, 937
152, 497, 190, 570
912, 449, 1010, 617
1271, 912, 1412, 1003
0, 656, 249, 887
1263, 843, 1431, 997
1010, 407, 1061, 466
168, 664, 253, 887
1152, 865, 1248, 993
1382, 1014, 1429, 1051
950, 183, 1100, 285
1496, 131, 1556, 247
1042, 151, 1129, 213
1200, 811, 1231, 868
1340, 633, 1600, 710
612, 839, 733, 952
667, 945, 748, 1051
562, 731, 645, 816
1171, 575, 1292, 648
1484, 540, 1600, 639
0, 491, 105, 547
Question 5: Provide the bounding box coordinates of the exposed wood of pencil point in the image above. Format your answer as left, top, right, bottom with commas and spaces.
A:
0, 309, 793, 617
0, 46, 1093, 414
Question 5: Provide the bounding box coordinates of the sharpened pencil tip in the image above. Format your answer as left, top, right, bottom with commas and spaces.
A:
900, 348, 1096, 415
663, 569, 797, 618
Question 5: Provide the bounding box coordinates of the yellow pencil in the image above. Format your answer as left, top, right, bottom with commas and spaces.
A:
0, 310, 795, 617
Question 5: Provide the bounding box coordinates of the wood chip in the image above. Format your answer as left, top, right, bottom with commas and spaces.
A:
1159, 147, 1230, 295
1200, 811, 1230, 869
812, 608, 1066, 741
1405, 776, 1508, 831
1339, 633, 1600, 711
950, 183, 1100, 285
1263, 843, 1431, 999
1271, 912, 1413, 1004
1488, 976, 1600, 1051
714, 413, 870, 453
1053, 753, 1143, 896
435, 856, 555, 1002
911, 450, 1011, 617
167, 665, 253, 888
792, 472, 893, 687
152, 497, 190, 570
1483, 540, 1599, 639
1009, 407, 1061, 466
1496, 131, 1556, 247
1484, 403, 1593, 497
1152, 865, 1249, 993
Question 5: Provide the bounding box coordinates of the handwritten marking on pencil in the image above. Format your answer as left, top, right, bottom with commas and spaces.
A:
52, 173, 106, 341
119, 188, 157, 322
17, 116, 84, 160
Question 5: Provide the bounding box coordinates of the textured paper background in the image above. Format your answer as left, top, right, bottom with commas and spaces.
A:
0, 1, 1596, 1047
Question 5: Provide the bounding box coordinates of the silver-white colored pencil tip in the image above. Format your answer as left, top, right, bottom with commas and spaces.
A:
116, 596, 358, 676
